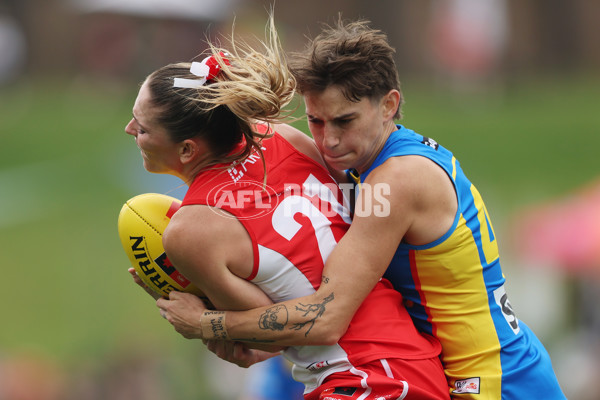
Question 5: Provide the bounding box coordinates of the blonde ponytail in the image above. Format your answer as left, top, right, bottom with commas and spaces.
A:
145, 12, 296, 178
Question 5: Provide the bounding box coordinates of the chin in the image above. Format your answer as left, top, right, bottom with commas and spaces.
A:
142, 161, 159, 174
326, 158, 351, 172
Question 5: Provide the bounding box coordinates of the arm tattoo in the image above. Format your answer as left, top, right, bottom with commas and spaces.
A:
229, 305, 288, 343
256, 293, 335, 337
291, 293, 334, 337
208, 313, 227, 340
258, 304, 288, 331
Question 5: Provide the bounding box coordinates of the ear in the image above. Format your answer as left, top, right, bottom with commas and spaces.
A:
380, 89, 401, 121
178, 138, 206, 164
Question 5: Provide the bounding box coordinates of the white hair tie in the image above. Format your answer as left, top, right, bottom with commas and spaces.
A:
173, 52, 230, 89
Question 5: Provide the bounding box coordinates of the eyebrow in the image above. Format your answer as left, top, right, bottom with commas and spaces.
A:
307, 112, 356, 121
334, 112, 356, 120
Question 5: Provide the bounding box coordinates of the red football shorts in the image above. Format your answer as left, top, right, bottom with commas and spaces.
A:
308, 357, 449, 400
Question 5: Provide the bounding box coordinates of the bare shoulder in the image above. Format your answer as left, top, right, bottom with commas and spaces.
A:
364, 155, 457, 245
366, 155, 453, 201
163, 204, 253, 278
164, 205, 227, 249
163, 206, 270, 310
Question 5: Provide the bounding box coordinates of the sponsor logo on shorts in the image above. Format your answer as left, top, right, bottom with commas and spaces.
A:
333, 387, 357, 396
453, 377, 480, 394
306, 360, 331, 372
319, 387, 358, 399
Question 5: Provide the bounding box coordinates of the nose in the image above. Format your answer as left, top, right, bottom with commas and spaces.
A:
322, 125, 340, 149
125, 118, 137, 136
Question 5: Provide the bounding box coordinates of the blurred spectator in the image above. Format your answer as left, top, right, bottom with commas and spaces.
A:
0, 352, 66, 400
428, 0, 508, 91
511, 179, 600, 399
512, 179, 600, 275
68, 0, 240, 79
0, 14, 26, 85
69, 0, 240, 20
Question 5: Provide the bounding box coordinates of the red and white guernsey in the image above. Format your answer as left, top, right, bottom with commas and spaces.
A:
182, 125, 441, 395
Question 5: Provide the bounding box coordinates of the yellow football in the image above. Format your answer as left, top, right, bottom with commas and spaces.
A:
118, 193, 206, 299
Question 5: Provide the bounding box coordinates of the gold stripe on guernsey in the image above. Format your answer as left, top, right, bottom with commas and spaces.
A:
410, 210, 502, 398
348, 169, 361, 190
451, 156, 457, 180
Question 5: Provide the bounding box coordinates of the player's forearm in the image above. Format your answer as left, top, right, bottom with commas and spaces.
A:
203, 242, 385, 346
200, 291, 351, 346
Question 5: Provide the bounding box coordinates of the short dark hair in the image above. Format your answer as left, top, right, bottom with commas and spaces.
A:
290, 17, 403, 119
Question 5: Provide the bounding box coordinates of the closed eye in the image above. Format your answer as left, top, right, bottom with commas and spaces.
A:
307, 116, 323, 125
336, 118, 352, 125
132, 114, 149, 134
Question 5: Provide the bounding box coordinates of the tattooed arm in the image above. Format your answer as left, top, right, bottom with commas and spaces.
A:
203, 165, 413, 346
216, 218, 388, 346
166, 160, 438, 347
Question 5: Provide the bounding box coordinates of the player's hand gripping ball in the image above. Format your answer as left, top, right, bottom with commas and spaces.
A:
118, 193, 206, 299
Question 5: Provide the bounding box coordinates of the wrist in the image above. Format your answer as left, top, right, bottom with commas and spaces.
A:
200, 310, 229, 340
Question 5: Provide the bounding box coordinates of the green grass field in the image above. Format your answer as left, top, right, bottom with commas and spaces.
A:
1, 73, 598, 398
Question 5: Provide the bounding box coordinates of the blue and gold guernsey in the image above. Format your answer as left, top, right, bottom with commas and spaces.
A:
358, 125, 566, 399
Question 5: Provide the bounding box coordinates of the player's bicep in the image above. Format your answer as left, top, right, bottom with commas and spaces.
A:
198, 266, 273, 311
164, 208, 272, 311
